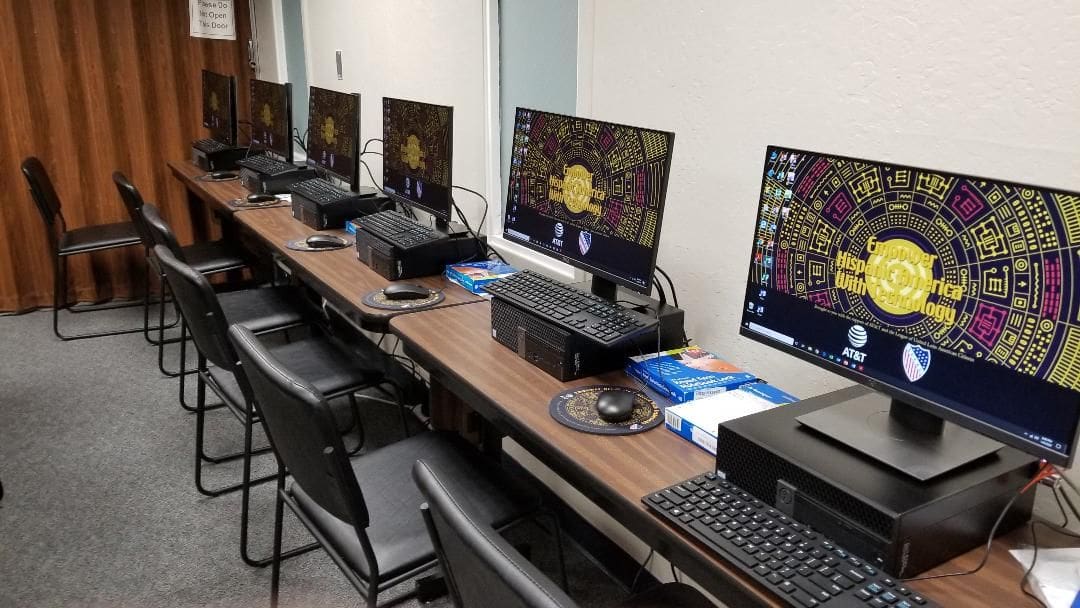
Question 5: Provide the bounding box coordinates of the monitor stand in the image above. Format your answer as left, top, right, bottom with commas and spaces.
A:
795, 391, 1002, 481
590, 276, 618, 301
434, 218, 471, 238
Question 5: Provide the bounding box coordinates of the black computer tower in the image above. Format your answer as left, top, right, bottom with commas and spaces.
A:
290, 193, 391, 230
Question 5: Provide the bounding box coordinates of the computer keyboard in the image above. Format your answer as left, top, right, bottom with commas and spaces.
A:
193, 138, 230, 153
352, 210, 447, 250
484, 270, 658, 347
237, 154, 297, 175
645, 473, 939, 608
289, 178, 354, 204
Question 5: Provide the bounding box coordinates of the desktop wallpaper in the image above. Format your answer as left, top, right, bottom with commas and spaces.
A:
307, 87, 358, 181
383, 98, 452, 187
504, 108, 674, 291
201, 70, 233, 144
249, 80, 289, 158
750, 147, 1080, 392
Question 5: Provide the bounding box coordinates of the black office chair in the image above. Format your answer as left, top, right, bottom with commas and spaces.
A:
156, 244, 405, 568
228, 323, 548, 608
414, 459, 715, 608
138, 200, 249, 379
22, 157, 144, 340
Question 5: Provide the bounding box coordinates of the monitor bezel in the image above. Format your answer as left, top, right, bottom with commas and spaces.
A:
381, 97, 454, 222
248, 79, 293, 163
305, 86, 361, 187
201, 69, 238, 146
741, 144, 1080, 467
501, 107, 675, 296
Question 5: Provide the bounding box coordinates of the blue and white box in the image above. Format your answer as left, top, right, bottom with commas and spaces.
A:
664, 382, 799, 455
626, 346, 757, 403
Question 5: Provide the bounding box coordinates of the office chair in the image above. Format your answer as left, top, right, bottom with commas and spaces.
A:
138, 201, 249, 379
156, 245, 405, 568
228, 323, 549, 608
22, 157, 144, 340
414, 459, 715, 608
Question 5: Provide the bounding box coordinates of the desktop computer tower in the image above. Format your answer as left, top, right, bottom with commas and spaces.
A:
291, 193, 391, 230
240, 166, 318, 194
713, 385, 1038, 578
490, 297, 685, 381
191, 144, 249, 172
354, 230, 482, 280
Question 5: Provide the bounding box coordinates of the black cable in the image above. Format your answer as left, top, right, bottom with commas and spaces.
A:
669, 563, 679, 583
358, 159, 387, 195
451, 185, 490, 235
630, 549, 654, 593
652, 276, 668, 307
1020, 514, 1080, 608
292, 127, 308, 153
360, 137, 382, 155
654, 265, 679, 309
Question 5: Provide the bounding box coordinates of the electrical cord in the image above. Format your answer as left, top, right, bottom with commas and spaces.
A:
654, 265, 679, 309
630, 549, 655, 593
451, 185, 490, 235
1019, 485, 1080, 608
360, 137, 383, 155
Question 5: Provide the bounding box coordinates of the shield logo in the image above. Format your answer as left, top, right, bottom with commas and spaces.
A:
579, 231, 592, 255
902, 343, 931, 382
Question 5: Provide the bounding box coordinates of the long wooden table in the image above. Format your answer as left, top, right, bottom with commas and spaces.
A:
390, 301, 1067, 608
168, 159, 484, 331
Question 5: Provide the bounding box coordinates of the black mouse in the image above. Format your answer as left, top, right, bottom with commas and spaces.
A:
210, 171, 237, 179
305, 234, 347, 249
246, 193, 277, 203
595, 389, 636, 423
383, 283, 431, 301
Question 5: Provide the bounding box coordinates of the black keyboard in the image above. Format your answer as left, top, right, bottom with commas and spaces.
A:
353, 210, 446, 250
485, 270, 657, 347
289, 178, 354, 204
194, 138, 230, 153
645, 474, 939, 608
237, 154, 297, 175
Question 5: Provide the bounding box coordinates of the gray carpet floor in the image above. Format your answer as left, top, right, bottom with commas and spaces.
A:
0, 307, 627, 607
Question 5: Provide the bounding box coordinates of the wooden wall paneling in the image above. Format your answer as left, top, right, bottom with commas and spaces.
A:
0, 0, 253, 312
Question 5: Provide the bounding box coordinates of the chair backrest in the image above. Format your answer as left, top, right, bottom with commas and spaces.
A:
228, 323, 370, 530
111, 172, 155, 248
153, 244, 238, 372
412, 459, 577, 608
21, 157, 65, 248
140, 203, 186, 261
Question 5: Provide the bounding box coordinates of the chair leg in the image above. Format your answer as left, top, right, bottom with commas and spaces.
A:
143, 263, 179, 345
271, 471, 285, 608
157, 285, 194, 378
51, 254, 145, 341
346, 393, 366, 455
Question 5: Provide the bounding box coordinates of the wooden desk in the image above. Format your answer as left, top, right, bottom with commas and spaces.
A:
168, 159, 485, 331
390, 301, 1062, 608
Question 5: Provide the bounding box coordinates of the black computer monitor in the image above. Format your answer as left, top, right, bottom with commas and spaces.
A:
306, 86, 360, 187
502, 108, 675, 298
249, 79, 293, 162
382, 97, 453, 223
201, 70, 237, 146
741, 145, 1080, 477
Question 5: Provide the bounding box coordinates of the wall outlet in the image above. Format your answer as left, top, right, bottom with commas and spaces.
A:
335, 50, 343, 79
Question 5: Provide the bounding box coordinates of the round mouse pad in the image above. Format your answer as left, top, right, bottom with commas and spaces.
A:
196, 173, 239, 182
285, 237, 352, 252
549, 385, 661, 435
361, 288, 445, 310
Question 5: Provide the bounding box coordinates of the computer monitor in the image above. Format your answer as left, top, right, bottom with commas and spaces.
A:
741, 145, 1080, 477
306, 86, 360, 187
201, 70, 237, 146
382, 97, 453, 223
502, 107, 675, 299
249, 79, 292, 162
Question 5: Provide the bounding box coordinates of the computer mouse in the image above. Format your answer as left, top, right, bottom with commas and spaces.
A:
383, 283, 432, 301
246, 193, 277, 203
210, 171, 237, 179
595, 389, 636, 423
304, 234, 348, 249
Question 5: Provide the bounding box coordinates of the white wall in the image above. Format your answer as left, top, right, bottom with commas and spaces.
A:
582, 0, 1080, 400
300, 0, 492, 228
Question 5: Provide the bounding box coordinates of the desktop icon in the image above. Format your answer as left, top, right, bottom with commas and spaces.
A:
902, 343, 932, 382
554, 222, 565, 238
848, 325, 868, 348
578, 231, 592, 254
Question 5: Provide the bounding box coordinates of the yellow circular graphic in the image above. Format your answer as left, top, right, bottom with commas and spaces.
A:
402, 134, 426, 170
865, 237, 934, 316
260, 103, 274, 127
321, 117, 337, 145
209, 92, 220, 113
562, 164, 595, 214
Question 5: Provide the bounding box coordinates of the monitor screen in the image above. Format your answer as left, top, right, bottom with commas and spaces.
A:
502, 108, 675, 294
249, 79, 292, 161
306, 86, 359, 185
201, 70, 236, 146
382, 97, 453, 221
741, 145, 1080, 465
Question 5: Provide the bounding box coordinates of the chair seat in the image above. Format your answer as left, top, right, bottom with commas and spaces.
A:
58, 221, 141, 255
291, 431, 538, 583
207, 364, 358, 433
218, 286, 307, 334
181, 240, 247, 274
619, 583, 715, 608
